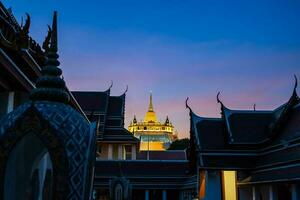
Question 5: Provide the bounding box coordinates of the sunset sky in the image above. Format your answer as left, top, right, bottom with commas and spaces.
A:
4, 0, 300, 138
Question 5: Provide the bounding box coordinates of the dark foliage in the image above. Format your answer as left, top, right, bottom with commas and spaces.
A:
168, 138, 190, 150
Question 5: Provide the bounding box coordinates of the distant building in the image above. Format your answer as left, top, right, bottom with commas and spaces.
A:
128, 93, 178, 150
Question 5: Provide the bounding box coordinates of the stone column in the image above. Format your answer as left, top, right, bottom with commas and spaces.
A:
145, 190, 149, 200
108, 144, 113, 160
7, 91, 14, 113
162, 190, 167, 200
131, 145, 136, 160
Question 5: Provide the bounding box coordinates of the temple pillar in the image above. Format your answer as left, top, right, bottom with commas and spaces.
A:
108, 144, 113, 160
131, 145, 136, 160
268, 184, 278, 200
7, 91, 14, 113
145, 190, 149, 200
291, 184, 300, 200
252, 186, 260, 200
162, 190, 167, 200
202, 171, 222, 200
118, 145, 123, 160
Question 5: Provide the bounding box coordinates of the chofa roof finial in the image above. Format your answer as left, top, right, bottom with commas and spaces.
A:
293, 74, 298, 96
20, 13, 30, 34
216, 92, 223, 106
185, 97, 194, 113
124, 85, 128, 94
108, 80, 113, 90
217, 92, 227, 117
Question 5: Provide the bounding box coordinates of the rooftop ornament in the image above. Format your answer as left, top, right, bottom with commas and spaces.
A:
292, 74, 299, 100
42, 25, 52, 53
20, 13, 30, 34
185, 97, 192, 111
30, 11, 70, 103
108, 80, 113, 90
217, 92, 227, 117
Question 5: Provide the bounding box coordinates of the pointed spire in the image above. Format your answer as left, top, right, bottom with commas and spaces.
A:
144, 91, 157, 122
165, 116, 170, 124
133, 115, 137, 124
30, 11, 70, 103
148, 91, 154, 112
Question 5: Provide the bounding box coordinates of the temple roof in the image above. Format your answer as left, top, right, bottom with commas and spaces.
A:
0, 2, 46, 92
186, 77, 300, 173
72, 88, 138, 143
137, 150, 187, 160
0, 2, 45, 68
72, 91, 109, 113
95, 160, 190, 177
223, 109, 274, 144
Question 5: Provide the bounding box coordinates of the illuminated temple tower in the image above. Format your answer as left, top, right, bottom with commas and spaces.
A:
128, 93, 178, 150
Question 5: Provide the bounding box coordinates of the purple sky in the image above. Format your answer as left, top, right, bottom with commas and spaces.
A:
4, 0, 300, 138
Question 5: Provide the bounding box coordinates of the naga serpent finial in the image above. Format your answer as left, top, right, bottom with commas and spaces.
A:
293, 74, 298, 93
124, 85, 128, 94
217, 92, 222, 104
21, 13, 30, 34
108, 80, 113, 90
185, 97, 191, 110
42, 25, 52, 52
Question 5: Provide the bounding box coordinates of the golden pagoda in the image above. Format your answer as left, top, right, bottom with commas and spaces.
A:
128, 93, 178, 151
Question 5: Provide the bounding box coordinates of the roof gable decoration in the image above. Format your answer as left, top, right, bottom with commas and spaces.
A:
0, 4, 45, 63
216, 92, 235, 142
105, 80, 113, 94
269, 75, 300, 136
186, 97, 227, 151
185, 97, 202, 150
120, 85, 128, 126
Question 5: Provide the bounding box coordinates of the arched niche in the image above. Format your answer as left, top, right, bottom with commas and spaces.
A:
0, 107, 69, 200
4, 132, 53, 200
115, 183, 123, 200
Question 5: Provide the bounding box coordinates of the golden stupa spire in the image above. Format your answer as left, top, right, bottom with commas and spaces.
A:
144, 91, 157, 122
148, 91, 154, 112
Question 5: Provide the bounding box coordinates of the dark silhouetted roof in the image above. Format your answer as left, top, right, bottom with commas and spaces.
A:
224, 109, 274, 144
95, 160, 190, 177
187, 86, 300, 184
137, 150, 187, 160
102, 128, 139, 142
72, 91, 138, 142
72, 91, 109, 112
